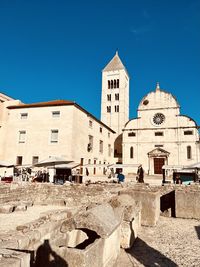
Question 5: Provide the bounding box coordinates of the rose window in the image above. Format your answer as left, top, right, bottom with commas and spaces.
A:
153, 113, 165, 125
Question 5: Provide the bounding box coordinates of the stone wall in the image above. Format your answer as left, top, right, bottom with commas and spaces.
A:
175, 186, 200, 219
0, 182, 142, 267
119, 185, 160, 226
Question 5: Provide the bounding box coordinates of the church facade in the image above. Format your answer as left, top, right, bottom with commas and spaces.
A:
123, 83, 200, 175
101, 53, 200, 175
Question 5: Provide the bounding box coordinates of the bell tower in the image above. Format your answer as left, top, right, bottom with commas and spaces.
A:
101, 51, 129, 135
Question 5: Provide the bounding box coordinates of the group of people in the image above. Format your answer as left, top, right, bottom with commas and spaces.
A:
115, 164, 145, 184
32, 171, 50, 183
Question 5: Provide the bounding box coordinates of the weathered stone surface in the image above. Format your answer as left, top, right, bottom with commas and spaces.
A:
119, 187, 160, 226
60, 217, 76, 233
176, 188, 200, 219
50, 233, 69, 247
67, 229, 88, 248
45, 198, 66, 206
0, 231, 29, 250
15, 205, 27, 212
49, 209, 72, 221
109, 194, 141, 249
1, 182, 200, 267
0, 248, 30, 267
0, 205, 14, 213
74, 203, 120, 238
25, 230, 41, 246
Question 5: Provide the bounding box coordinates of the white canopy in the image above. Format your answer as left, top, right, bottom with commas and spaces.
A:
34, 156, 72, 167
55, 162, 80, 169
162, 165, 185, 170
183, 162, 200, 169
0, 160, 15, 167
108, 163, 140, 168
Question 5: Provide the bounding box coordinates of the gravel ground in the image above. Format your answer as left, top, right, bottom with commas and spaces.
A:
116, 216, 200, 267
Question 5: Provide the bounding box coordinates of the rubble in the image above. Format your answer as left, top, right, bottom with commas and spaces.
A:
0, 182, 200, 266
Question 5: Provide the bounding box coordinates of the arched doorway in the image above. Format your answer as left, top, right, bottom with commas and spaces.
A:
114, 134, 122, 163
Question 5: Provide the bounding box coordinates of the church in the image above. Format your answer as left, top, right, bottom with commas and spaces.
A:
101, 52, 200, 175
0, 52, 199, 177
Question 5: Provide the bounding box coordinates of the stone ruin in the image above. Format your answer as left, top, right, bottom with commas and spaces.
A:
0, 182, 200, 266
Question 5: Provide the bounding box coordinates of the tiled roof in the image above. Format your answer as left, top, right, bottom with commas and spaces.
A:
7, 100, 74, 109
0, 92, 15, 102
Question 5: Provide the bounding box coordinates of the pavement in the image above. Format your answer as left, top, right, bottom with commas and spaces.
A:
82, 174, 165, 186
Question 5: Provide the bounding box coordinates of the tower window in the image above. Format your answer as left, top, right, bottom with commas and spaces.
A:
111, 80, 113, 89
107, 106, 111, 113
130, 147, 134, 159
114, 79, 116, 88
187, 146, 192, 159
115, 93, 119, 100
108, 80, 110, 89
107, 94, 111, 101
117, 79, 119, 88
100, 127, 102, 133
115, 105, 119, 112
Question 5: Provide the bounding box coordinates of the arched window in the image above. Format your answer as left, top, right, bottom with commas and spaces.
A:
107, 106, 111, 113
130, 147, 134, 159
114, 79, 116, 88
111, 80, 113, 89
115, 105, 119, 112
117, 79, 119, 88
187, 146, 192, 159
108, 80, 110, 89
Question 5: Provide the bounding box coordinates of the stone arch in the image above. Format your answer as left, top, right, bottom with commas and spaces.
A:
114, 134, 122, 162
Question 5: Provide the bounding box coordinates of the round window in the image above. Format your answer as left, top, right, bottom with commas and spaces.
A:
153, 113, 165, 125
143, 99, 149, 105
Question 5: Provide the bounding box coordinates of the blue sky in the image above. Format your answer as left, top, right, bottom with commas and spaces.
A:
0, 0, 199, 125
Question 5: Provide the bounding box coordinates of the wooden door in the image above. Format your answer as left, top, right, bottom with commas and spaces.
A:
154, 158, 165, 174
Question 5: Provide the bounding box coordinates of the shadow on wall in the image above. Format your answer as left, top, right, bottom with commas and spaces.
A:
195, 226, 200, 240
34, 239, 68, 267
126, 238, 178, 267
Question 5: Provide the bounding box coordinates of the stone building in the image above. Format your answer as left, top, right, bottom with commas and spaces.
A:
0, 93, 21, 161
0, 53, 199, 176
0, 97, 115, 174
123, 83, 200, 175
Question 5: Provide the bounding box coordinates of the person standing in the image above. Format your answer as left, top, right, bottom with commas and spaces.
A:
137, 165, 144, 183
